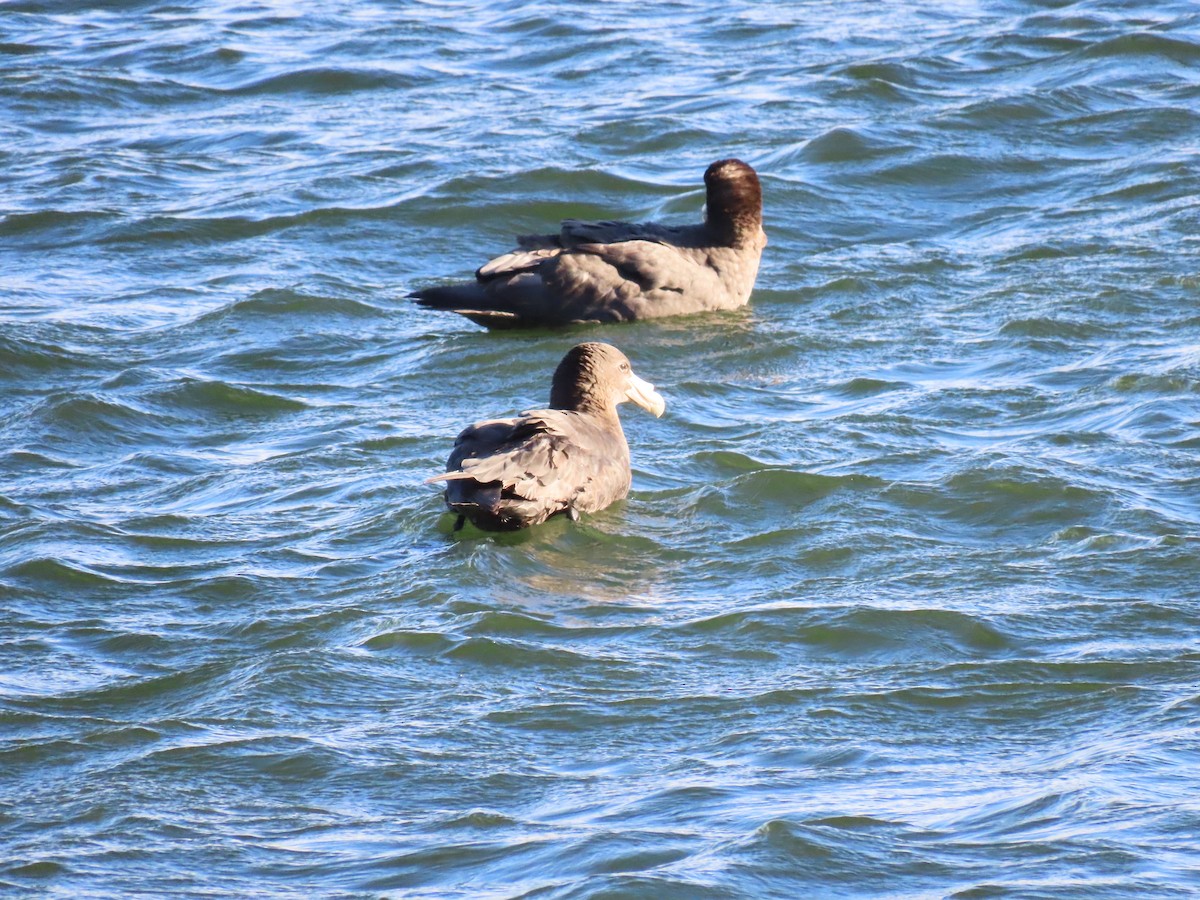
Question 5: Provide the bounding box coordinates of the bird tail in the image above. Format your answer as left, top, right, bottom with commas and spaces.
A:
438, 477, 506, 527
409, 282, 488, 310
408, 283, 525, 329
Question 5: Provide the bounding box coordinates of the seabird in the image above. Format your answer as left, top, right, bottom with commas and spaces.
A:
428, 342, 665, 530
411, 159, 766, 328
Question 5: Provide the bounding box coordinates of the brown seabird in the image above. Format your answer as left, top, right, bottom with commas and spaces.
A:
428, 342, 665, 530
411, 159, 766, 328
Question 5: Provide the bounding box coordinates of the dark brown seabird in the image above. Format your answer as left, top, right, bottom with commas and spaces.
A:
411, 159, 766, 328
428, 342, 665, 531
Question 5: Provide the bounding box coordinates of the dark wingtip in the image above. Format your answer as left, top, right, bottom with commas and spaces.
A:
409, 285, 467, 310
409, 287, 434, 305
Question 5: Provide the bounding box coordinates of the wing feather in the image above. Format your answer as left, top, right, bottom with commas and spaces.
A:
476, 247, 562, 280
431, 410, 626, 513
542, 239, 721, 317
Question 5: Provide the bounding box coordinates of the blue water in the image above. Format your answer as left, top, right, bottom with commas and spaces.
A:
3, 1, 1200, 896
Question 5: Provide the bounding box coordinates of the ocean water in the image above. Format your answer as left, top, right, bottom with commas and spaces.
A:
2, 0, 1200, 896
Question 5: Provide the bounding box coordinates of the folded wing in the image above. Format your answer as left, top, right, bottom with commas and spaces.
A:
428, 411, 620, 525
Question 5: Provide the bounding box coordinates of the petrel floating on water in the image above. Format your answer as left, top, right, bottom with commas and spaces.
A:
428, 342, 665, 531
411, 159, 766, 328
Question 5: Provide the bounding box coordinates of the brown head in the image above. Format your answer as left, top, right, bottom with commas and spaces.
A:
703, 158, 763, 247
549, 342, 666, 418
